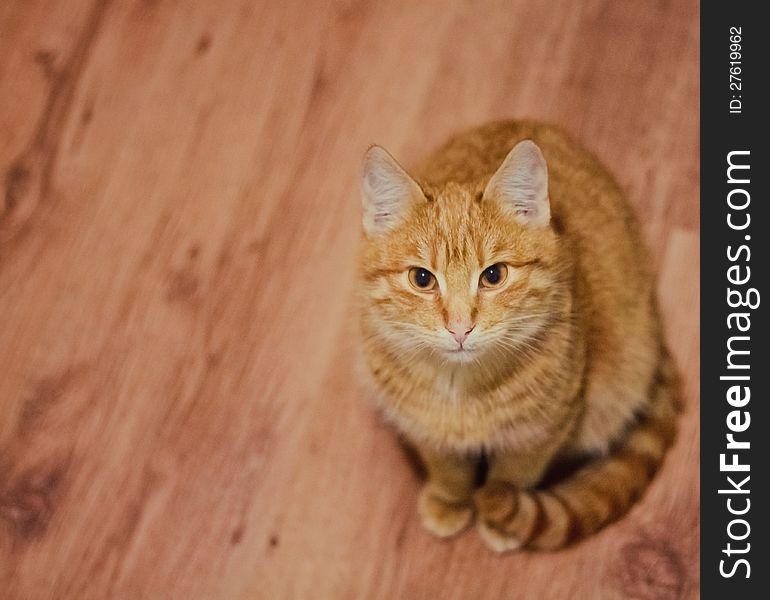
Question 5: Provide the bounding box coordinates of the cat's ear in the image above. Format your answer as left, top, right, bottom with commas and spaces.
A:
483, 140, 550, 227
361, 145, 424, 235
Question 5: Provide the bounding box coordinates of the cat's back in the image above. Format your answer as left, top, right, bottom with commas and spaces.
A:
418, 121, 636, 224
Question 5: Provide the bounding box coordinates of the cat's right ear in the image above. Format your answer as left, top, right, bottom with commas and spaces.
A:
361, 146, 424, 235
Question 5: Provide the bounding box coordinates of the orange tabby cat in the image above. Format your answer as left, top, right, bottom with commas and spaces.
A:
357, 121, 679, 552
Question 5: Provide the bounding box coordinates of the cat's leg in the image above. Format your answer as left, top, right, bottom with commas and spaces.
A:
474, 440, 562, 552
415, 444, 478, 538
486, 446, 557, 488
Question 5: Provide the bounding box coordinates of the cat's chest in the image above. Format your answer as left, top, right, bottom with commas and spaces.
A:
378, 366, 575, 451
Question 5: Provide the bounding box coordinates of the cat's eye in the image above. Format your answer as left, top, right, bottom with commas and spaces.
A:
479, 263, 508, 289
408, 267, 436, 291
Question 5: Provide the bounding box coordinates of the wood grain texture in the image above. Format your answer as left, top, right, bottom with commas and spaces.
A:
0, 1, 699, 598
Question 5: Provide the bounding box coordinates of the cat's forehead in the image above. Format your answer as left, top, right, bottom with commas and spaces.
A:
408, 185, 499, 268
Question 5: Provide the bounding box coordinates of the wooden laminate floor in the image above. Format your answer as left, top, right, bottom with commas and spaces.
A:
0, 1, 699, 598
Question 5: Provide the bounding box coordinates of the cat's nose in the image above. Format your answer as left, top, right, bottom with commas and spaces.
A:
447, 324, 475, 346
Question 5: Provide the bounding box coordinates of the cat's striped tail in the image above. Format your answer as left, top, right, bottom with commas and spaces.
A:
475, 348, 681, 551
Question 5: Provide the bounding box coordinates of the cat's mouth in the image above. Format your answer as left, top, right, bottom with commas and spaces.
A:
443, 345, 479, 361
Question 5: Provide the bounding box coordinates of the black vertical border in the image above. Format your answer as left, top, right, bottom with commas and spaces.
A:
701, 3, 768, 597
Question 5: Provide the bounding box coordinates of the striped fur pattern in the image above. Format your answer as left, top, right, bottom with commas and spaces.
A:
474, 346, 680, 551
357, 121, 679, 551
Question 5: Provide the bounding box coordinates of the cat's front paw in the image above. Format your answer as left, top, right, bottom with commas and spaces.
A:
474, 481, 539, 553
417, 483, 474, 538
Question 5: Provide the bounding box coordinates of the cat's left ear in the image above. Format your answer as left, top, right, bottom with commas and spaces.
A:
483, 140, 550, 228
361, 145, 425, 235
